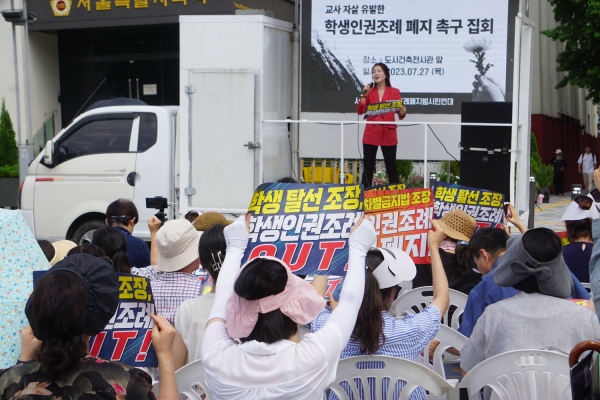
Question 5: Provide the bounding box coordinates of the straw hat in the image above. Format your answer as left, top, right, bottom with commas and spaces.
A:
436, 210, 477, 242
50, 240, 77, 266
193, 212, 232, 232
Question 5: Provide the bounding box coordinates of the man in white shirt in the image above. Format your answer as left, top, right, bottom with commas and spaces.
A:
578, 146, 598, 191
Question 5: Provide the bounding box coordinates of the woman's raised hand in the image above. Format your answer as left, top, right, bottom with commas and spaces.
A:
349, 216, 376, 253
224, 215, 250, 251
150, 314, 176, 357
427, 218, 447, 249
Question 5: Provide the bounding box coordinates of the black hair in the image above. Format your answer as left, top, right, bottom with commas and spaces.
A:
234, 258, 297, 343
66, 244, 112, 265
442, 238, 473, 276
92, 227, 132, 273
468, 228, 510, 259
512, 229, 563, 294
522, 228, 562, 262
454, 243, 474, 275
512, 276, 541, 294
199, 223, 227, 282
372, 63, 392, 87
38, 240, 55, 262
351, 249, 398, 354
185, 211, 200, 223
106, 199, 139, 226
565, 219, 593, 242
276, 177, 298, 183
29, 271, 88, 373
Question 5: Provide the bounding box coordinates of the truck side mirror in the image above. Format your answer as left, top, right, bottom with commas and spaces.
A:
43, 140, 54, 166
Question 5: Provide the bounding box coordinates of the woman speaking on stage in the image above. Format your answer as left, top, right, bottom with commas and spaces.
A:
357, 63, 407, 187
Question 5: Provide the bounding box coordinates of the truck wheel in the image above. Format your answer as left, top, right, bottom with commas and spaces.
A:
72, 220, 106, 245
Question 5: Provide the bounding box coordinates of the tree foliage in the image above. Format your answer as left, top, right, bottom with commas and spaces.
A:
396, 160, 413, 180
543, 0, 600, 103
530, 132, 543, 176
0, 99, 18, 168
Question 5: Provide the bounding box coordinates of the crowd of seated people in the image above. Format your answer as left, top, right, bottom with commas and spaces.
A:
2, 171, 600, 400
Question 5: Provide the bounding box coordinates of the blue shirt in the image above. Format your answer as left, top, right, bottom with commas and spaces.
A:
312, 306, 440, 400
115, 226, 150, 269
562, 242, 592, 283
458, 258, 591, 338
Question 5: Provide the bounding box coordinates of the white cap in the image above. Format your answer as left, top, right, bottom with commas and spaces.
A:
371, 247, 416, 289
560, 195, 600, 221
556, 149, 562, 154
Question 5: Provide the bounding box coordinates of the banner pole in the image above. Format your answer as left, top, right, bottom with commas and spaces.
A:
340, 123, 345, 184
423, 124, 428, 188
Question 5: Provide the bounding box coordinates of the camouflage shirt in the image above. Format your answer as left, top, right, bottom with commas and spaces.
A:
0, 357, 155, 400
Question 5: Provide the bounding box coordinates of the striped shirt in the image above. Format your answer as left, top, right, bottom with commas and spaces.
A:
311, 306, 440, 400
150, 272, 203, 324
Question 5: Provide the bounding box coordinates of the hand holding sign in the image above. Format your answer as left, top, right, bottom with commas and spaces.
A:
226, 216, 250, 251
349, 217, 376, 254
398, 106, 407, 118
150, 314, 176, 357
427, 218, 446, 248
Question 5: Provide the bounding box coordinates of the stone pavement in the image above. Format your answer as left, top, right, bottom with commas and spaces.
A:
532, 194, 572, 232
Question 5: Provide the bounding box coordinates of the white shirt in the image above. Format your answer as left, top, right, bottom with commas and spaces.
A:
201, 321, 343, 400
578, 153, 597, 173
199, 217, 374, 400
174, 293, 215, 363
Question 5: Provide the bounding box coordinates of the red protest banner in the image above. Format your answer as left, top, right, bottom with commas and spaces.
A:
364, 188, 433, 264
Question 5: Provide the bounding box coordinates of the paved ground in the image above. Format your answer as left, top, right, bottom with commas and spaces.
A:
532, 194, 572, 232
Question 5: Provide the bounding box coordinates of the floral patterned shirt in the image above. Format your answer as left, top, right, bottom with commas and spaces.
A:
0, 357, 156, 400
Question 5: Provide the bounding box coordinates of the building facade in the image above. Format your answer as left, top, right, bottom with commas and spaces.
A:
0, 0, 293, 154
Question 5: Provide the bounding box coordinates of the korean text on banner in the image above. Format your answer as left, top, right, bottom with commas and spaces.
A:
433, 181, 504, 228
364, 188, 433, 264
89, 274, 157, 367
243, 183, 364, 276
365, 183, 407, 191
364, 100, 404, 117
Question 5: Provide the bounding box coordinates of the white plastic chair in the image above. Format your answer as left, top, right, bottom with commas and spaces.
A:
458, 349, 571, 400
422, 325, 468, 379
389, 287, 468, 330
397, 280, 413, 297
152, 359, 209, 399
327, 355, 456, 400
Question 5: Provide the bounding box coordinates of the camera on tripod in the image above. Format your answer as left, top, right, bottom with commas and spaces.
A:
146, 197, 169, 226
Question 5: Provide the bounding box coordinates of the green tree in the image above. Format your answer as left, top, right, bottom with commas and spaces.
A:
530, 132, 542, 176
542, 0, 600, 103
0, 99, 18, 168
396, 160, 413, 180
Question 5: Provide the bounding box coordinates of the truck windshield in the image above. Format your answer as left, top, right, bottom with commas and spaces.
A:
57, 118, 134, 164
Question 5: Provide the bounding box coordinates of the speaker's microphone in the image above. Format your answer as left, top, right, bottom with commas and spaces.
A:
363, 82, 375, 94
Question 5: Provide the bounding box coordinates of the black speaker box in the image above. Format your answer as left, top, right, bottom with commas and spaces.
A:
460, 102, 513, 201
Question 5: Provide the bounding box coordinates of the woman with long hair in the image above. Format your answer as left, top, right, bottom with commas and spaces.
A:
312, 219, 450, 399
357, 62, 407, 187
0, 253, 178, 399
93, 226, 132, 273
199, 216, 376, 399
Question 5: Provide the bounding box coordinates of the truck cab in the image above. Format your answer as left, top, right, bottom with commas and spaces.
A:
19, 104, 177, 243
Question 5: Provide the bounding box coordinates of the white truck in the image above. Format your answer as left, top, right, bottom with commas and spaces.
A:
19, 15, 294, 243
